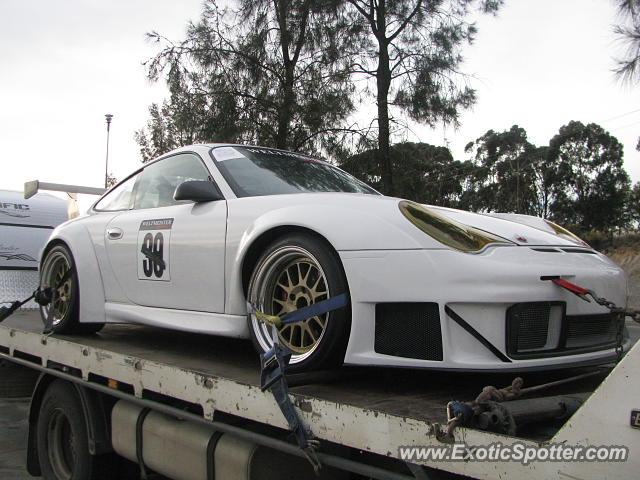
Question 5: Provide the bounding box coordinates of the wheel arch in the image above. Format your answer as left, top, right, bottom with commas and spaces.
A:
240, 225, 344, 296
41, 225, 107, 323
40, 237, 69, 261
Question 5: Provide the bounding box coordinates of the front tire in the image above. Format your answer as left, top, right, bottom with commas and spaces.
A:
247, 234, 350, 372
39, 245, 103, 334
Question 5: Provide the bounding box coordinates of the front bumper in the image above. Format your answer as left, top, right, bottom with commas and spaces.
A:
339, 246, 628, 370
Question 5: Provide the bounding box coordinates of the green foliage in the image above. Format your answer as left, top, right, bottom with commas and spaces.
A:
463, 125, 551, 216
547, 121, 631, 232
461, 122, 632, 234
106, 173, 118, 188
627, 181, 640, 227
340, 122, 635, 239
581, 230, 640, 253
580, 230, 610, 251
613, 0, 640, 83
134, 1, 637, 239
137, 0, 357, 160
343, 0, 502, 194
340, 142, 474, 206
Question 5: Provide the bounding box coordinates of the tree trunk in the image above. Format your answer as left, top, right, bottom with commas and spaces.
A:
376, 3, 393, 195
277, 67, 295, 150
275, 0, 295, 150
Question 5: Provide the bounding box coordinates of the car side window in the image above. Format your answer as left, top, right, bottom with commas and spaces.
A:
134, 153, 212, 209
93, 173, 139, 211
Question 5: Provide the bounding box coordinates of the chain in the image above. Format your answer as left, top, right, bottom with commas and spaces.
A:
582, 291, 639, 363
615, 313, 625, 362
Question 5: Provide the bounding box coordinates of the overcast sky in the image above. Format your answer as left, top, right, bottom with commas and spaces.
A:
1, 0, 639, 199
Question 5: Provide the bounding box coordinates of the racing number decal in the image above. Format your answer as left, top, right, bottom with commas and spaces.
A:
138, 218, 173, 281
141, 232, 165, 278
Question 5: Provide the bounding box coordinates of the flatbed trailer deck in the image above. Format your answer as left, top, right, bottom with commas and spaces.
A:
0, 312, 608, 428
1, 312, 638, 479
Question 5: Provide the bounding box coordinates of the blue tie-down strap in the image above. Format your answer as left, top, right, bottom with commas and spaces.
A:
260, 344, 303, 439
259, 343, 321, 470
447, 401, 474, 426
253, 294, 349, 472
281, 292, 349, 324
253, 292, 350, 328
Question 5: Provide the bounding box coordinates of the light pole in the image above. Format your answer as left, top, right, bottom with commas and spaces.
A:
104, 114, 113, 188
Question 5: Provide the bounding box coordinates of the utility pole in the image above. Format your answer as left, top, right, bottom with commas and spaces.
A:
104, 114, 113, 188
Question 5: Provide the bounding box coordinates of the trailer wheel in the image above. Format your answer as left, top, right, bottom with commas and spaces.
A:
36, 380, 112, 480
39, 245, 104, 334
247, 233, 351, 372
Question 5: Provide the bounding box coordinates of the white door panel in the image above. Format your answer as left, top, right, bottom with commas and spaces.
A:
105, 201, 227, 312
83, 212, 129, 304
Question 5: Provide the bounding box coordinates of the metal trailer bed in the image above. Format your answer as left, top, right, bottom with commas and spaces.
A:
1, 311, 637, 479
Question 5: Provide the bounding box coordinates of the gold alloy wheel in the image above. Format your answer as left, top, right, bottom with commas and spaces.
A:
249, 246, 330, 362
42, 251, 73, 326
269, 258, 328, 354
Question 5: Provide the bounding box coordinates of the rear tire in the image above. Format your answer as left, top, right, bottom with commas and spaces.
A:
39, 245, 104, 334
36, 380, 113, 480
247, 233, 350, 372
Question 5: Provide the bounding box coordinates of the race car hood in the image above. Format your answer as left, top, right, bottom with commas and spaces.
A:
427, 205, 583, 247
229, 192, 585, 252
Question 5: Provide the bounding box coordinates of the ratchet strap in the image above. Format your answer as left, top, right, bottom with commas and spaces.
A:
252, 292, 350, 473
0, 295, 35, 323
254, 293, 349, 328
550, 278, 590, 298
0, 267, 75, 335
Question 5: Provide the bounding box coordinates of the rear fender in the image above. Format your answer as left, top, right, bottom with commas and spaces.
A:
43, 222, 106, 323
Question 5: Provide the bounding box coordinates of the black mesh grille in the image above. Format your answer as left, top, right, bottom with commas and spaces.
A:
566, 314, 618, 348
513, 303, 550, 351
507, 302, 621, 358
374, 303, 443, 360
506, 302, 562, 358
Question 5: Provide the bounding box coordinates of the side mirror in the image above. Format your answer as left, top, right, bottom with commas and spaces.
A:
174, 181, 223, 203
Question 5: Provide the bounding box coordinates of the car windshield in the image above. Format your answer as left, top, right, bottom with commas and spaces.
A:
210, 146, 379, 198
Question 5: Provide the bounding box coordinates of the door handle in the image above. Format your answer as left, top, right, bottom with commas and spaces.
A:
106, 227, 123, 240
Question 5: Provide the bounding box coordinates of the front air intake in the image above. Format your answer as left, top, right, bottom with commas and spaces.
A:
507, 302, 621, 359
374, 303, 443, 361
566, 313, 619, 349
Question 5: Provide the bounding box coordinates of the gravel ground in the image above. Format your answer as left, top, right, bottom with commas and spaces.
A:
0, 397, 32, 479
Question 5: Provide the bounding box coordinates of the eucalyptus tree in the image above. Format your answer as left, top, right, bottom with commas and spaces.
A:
548, 121, 630, 232
340, 141, 474, 206
628, 181, 640, 228
343, 0, 502, 195
464, 126, 542, 215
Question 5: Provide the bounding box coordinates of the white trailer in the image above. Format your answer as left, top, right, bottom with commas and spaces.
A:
0, 311, 638, 480
0, 190, 68, 309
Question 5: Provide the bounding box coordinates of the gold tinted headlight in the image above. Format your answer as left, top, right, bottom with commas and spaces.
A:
399, 201, 512, 252
544, 220, 590, 247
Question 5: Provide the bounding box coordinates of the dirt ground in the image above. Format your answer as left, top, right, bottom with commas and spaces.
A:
608, 248, 640, 309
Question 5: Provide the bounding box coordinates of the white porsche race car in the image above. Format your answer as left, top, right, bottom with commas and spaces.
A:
38, 144, 629, 371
